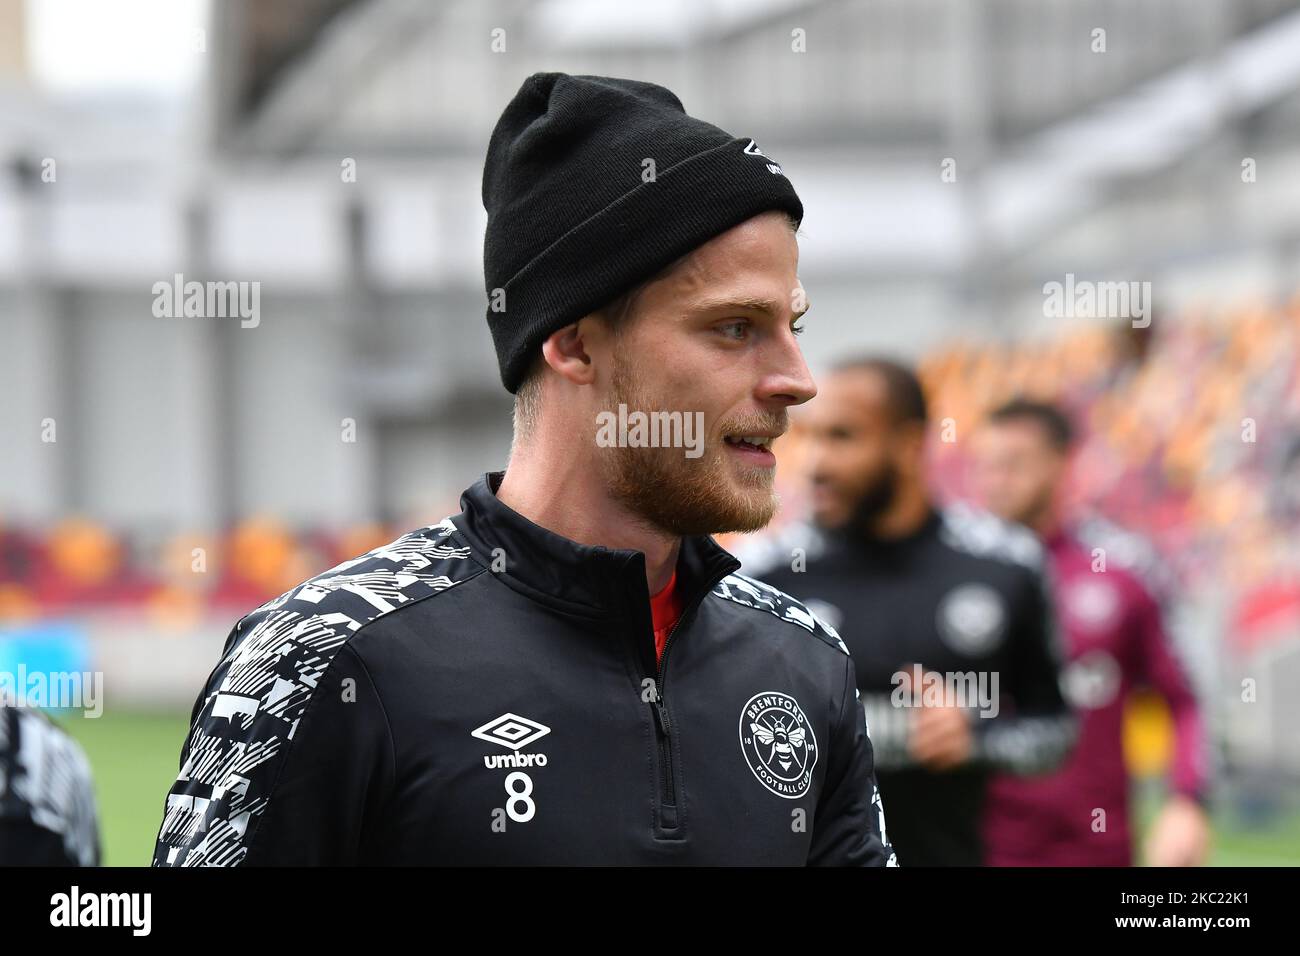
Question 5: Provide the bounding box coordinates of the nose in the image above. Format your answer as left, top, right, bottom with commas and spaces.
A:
757, 330, 818, 409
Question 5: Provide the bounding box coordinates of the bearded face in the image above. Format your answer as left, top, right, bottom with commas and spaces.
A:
598, 337, 788, 537
847, 457, 900, 528
568, 210, 813, 537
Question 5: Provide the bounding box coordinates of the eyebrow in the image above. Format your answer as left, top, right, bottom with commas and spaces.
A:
691, 295, 811, 319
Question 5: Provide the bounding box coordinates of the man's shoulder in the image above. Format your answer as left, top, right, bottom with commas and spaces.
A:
0, 707, 96, 802
209, 516, 485, 743
1, 705, 100, 866
157, 516, 486, 866
937, 502, 1046, 577
1072, 514, 1170, 598
709, 571, 850, 657
235, 517, 483, 640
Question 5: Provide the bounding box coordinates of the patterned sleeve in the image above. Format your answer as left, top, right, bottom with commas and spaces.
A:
152, 522, 476, 865
808, 655, 898, 866
153, 627, 395, 866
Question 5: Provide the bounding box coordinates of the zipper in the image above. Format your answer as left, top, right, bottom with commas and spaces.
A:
644, 558, 734, 833
650, 695, 675, 826
649, 615, 684, 828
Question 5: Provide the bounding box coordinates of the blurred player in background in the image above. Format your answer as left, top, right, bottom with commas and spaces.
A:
973, 399, 1210, 866
0, 702, 101, 866
747, 358, 1075, 866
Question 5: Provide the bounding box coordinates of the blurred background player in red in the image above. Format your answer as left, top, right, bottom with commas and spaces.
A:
973, 399, 1211, 866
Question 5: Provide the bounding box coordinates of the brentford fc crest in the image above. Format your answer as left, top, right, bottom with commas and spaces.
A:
739, 691, 818, 799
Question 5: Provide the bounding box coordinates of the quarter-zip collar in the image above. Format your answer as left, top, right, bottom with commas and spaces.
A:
451, 471, 741, 620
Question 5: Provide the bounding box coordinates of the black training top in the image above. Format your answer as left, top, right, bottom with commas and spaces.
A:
153, 472, 896, 866
745, 505, 1075, 866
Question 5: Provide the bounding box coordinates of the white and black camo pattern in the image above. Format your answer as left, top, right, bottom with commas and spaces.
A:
0, 705, 101, 866
712, 572, 850, 655
865, 717, 899, 867
153, 518, 479, 867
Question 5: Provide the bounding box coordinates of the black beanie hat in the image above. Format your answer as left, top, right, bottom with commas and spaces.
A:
481, 72, 804, 393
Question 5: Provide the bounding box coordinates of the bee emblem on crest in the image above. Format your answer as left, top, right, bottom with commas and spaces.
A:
739, 692, 818, 799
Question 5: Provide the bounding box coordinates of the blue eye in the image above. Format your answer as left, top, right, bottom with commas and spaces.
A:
718, 320, 749, 340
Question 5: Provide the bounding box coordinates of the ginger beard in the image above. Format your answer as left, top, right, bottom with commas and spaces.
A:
598, 338, 784, 537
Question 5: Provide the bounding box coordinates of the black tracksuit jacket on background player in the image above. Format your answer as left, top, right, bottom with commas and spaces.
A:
0, 705, 101, 867
748, 505, 1076, 866
152, 472, 897, 866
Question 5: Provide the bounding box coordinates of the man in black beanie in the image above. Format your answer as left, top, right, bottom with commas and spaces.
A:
153, 73, 895, 866
486, 73, 815, 540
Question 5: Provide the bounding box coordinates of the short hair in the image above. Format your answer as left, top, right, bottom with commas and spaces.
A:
831, 356, 927, 426
511, 211, 801, 440
511, 267, 658, 441
986, 398, 1075, 452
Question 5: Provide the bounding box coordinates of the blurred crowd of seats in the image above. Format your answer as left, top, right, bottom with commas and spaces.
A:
922, 299, 1300, 653
2, 301, 1297, 644
0, 516, 405, 629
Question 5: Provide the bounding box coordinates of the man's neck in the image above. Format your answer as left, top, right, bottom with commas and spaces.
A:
496, 439, 681, 595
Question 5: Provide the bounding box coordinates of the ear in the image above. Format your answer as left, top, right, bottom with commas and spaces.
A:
540, 323, 595, 387
543, 316, 613, 387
